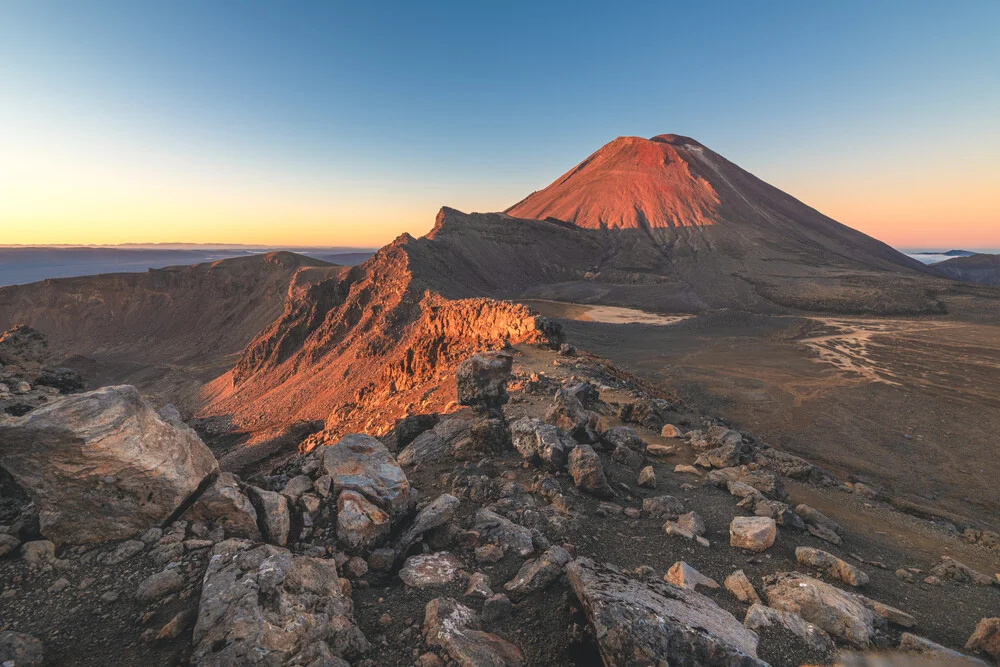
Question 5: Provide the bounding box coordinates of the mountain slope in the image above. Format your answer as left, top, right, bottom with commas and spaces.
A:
503, 134, 945, 313
0, 252, 339, 409
931, 253, 1000, 285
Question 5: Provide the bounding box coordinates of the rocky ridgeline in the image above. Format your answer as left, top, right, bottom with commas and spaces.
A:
1, 346, 999, 666
0, 325, 84, 424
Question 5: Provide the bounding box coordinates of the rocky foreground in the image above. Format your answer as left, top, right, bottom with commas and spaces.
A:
1, 328, 998, 666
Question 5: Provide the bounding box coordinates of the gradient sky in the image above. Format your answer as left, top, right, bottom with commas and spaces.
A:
1, 1, 998, 248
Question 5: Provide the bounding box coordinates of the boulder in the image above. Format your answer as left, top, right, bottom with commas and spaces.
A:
191, 539, 368, 665
321, 433, 416, 520
454, 417, 511, 459
0, 631, 43, 666
456, 352, 514, 414
566, 557, 764, 665
965, 617, 1000, 662
664, 561, 719, 591
602, 426, 646, 452
763, 572, 881, 648
677, 511, 706, 537
337, 490, 390, 552
503, 545, 571, 601
135, 568, 185, 603
389, 413, 440, 451
795, 504, 844, 546
246, 486, 291, 547
744, 603, 835, 655
796, 546, 869, 586
400, 552, 464, 588
642, 495, 685, 519
545, 388, 600, 443
396, 493, 460, 556
724, 570, 761, 605
568, 445, 614, 498
185, 472, 260, 541
929, 556, 995, 586
471, 509, 534, 557
900, 632, 990, 665
611, 443, 644, 470
637, 465, 656, 488
661, 424, 684, 438
510, 418, 574, 471
423, 597, 524, 666
0, 386, 218, 544
398, 415, 472, 466
730, 517, 776, 552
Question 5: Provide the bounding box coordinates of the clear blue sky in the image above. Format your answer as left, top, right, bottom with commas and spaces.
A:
1, 0, 998, 247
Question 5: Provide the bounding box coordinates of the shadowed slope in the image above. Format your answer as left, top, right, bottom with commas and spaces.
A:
931, 253, 1000, 286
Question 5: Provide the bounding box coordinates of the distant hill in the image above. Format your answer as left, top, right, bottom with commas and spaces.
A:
931, 253, 1000, 286
315, 251, 375, 266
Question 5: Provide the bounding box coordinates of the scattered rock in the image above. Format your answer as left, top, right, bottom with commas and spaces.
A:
156, 609, 197, 640
100, 539, 146, 565
0, 385, 218, 544
929, 556, 995, 586
642, 495, 685, 519
246, 486, 291, 546
482, 593, 513, 624
796, 546, 869, 586
396, 493, 460, 556
795, 504, 844, 545
0, 533, 20, 557
423, 597, 524, 666
191, 539, 368, 665
567, 445, 614, 498
646, 443, 676, 457
545, 385, 600, 442
456, 351, 514, 414
0, 631, 43, 666
475, 543, 505, 563
20, 540, 56, 569
637, 465, 656, 488
185, 472, 260, 541
674, 464, 700, 475
400, 552, 464, 588
664, 561, 719, 590
661, 424, 683, 438
730, 516, 776, 552
510, 418, 574, 471
566, 557, 764, 665
135, 568, 184, 604
472, 509, 534, 557
337, 489, 391, 552
965, 617, 1000, 662
900, 632, 989, 665
724, 570, 761, 605
465, 572, 493, 599
503, 545, 571, 601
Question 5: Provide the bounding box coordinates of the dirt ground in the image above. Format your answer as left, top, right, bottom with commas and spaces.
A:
527, 302, 1000, 534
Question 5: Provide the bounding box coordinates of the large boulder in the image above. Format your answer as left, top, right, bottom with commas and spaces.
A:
545, 386, 600, 443
0, 385, 218, 544
966, 617, 1000, 662
744, 603, 835, 656
321, 433, 416, 520
397, 415, 472, 466
336, 489, 390, 552
191, 539, 368, 665
456, 351, 514, 414
763, 572, 882, 648
796, 547, 869, 587
566, 557, 764, 666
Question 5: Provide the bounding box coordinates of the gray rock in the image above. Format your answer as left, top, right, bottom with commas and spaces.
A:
764, 572, 881, 648
795, 504, 844, 544
929, 556, 995, 586
0, 631, 43, 666
510, 418, 575, 471
744, 603, 835, 655
400, 552, 464, 588
568, 445, 614, 498
184, 472, 260, 541
566, 557, 764, 665
398, 415, 472, 466
900, 632, 990, 664
482, 593, 513, 624
677, 511, 706, 537
0, 386, 218, 545
637, 465, 656, 488
465, 572, 493, 599
472, 509, 534, 557
191, 539, 367, 665
321, 433, 416, 520
135, 568, 184, 603
0, 533, 20, 557
101, 539, 146, 565
545, 386, 600, 443
246, 486, 291, 546
611, 442, 644, 470
796, 547, 869, 586
281, 474, 313, 503
423, 597, 523, 666
456, 352, 514, 414
20, 540, 56, 569
396, 494, 460, 556
642, 495, 685, 519
602, 426, 646, 453
337, 490, 390, 552
503, 545, 571, 601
